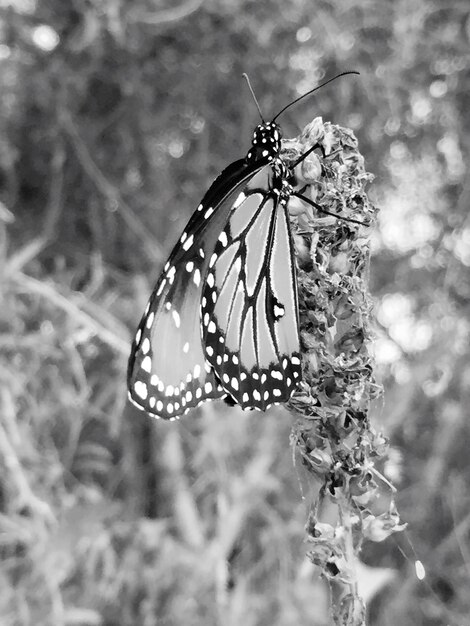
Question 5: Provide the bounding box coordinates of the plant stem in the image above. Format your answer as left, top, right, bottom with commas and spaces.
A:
284, 118, 402, 625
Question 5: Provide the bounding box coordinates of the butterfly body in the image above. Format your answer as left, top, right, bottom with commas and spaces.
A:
128, 120, 303, 420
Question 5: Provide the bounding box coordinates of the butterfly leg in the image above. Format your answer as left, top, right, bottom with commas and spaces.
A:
293, 192, 368, 226
291, 143, 324, 168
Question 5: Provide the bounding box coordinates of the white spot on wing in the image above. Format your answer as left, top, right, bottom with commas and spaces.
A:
274, 304, 285, 318
172, 310, 180, 328
167, 266, 176, 284
141, 356, 152, 373
183, 342, 189, 353
134, 381, 148, 400
182, 234, 194, 251
141, 338, 150, 354
233, 192, 246, 209
146, 312, 155, 328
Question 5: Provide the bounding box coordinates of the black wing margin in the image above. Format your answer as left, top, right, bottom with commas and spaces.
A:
127, 158, 271, 419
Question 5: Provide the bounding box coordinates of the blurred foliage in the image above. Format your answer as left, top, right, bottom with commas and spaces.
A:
0, 0, 469, 624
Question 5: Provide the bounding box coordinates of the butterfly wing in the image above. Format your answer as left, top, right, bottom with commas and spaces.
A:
127, 159, 269, 420
201, 168, 302, 411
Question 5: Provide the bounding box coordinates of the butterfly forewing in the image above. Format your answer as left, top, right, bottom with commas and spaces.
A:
128, 159, 270, 419
201, 168, 302, 410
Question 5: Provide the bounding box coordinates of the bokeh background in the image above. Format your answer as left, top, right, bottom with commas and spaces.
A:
1, 1, 469, 625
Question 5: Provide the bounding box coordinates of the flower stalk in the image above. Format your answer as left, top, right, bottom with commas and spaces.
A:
284, 118, 403, 625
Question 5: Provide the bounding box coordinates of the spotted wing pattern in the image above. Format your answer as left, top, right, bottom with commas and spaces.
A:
127, 159, 270, 420
201, 168, 302, 411
128, 120, 304, 420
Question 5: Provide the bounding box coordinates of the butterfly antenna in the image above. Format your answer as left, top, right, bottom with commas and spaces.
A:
242, 73, 265, 123
272, 71, 360, 122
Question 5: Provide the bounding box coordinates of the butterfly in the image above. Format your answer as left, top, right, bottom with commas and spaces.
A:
127, 72, 360, 420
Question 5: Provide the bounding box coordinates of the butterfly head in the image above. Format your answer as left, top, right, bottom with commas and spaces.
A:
246, 121, 282, 164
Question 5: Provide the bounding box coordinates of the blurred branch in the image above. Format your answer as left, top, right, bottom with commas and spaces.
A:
0, 200, 14, 224
42, 138, 66, 242
416, 401, 464, 516
160, 428, 205, 549
447, 488, 470, 581
129, 0, 205, 26
0, 418, 55, 523
4, 236, 47, 275
12, 271, 130, 356
59, 111, 163, 264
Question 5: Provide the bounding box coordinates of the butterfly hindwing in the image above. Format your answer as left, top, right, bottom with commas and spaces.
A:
127, 159, 271, 419
201, 168, 302, 411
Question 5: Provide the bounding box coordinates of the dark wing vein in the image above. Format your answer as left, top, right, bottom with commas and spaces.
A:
201, 168, 302, 410
128, 159, 268, 419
